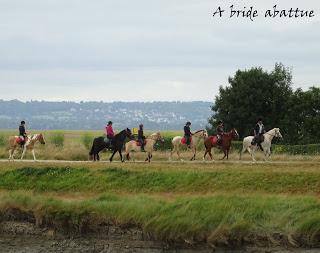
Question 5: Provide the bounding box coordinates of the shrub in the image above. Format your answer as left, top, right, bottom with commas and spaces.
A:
81, 133, 94, 150
50, 132, 65, 147
0, 134, 5, 147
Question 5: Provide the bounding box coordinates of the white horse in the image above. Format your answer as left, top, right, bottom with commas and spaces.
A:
240, 128, 283, 162
170, 129, 208, 161
125, 132, 164, 162
8, 133, 46, 161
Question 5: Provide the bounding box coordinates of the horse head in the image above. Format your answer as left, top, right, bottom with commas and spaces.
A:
38, 133, 46, 144
193, 129, 208, 139
125, 128, 133, 138
274, 128, 283, 139
231, 128, 239, 139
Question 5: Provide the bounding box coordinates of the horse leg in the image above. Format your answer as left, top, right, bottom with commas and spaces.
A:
119, 150, 124, 162
248, 147, 256, 162
221, 149, 226, 160
109, 150, 116, 162
8, 149, 13, 161
209, 150, 213, 160
190, 147, 196, 161
203, 149, 207, 160
21, 146, 27, 160
32, 149, 36, 161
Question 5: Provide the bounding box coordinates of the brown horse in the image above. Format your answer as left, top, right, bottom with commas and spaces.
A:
203, 128, 239, 160
8, 134, 46, 161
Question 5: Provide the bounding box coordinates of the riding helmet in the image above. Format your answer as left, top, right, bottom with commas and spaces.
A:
21, 121, 25, 124
139, 124, 143, 128
108, 121, 112, 125
217, 120, 223, 124
186, 121, 191, 125
257, 118, 262, 123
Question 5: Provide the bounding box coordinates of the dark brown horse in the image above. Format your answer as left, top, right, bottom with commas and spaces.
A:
203, 128, 239, 160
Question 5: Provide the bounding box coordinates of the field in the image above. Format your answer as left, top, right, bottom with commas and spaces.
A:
0, 130, 320, 252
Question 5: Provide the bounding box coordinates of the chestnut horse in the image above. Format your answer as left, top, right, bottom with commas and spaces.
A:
203, 128, 239, 160
8, 133, 46, 161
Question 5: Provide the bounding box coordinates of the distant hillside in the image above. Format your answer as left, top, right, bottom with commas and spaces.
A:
0, 100, 212, 130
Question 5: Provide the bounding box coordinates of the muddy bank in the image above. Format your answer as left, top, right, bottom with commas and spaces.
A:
0, 208, 319, 253
0, 221, 319, 253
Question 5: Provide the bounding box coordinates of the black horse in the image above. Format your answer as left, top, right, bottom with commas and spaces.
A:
89, 128, 132, 162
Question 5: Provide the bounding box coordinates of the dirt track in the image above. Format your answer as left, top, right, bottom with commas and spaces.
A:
1, 159, 318, 165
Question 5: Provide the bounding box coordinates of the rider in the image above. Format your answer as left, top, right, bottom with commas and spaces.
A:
184, 121, 192, 148
251, 118, 265, 151
138, 124, 146, 152
19, 120, 27, 146
216, 120, 224, 146
105, 121, 115, 148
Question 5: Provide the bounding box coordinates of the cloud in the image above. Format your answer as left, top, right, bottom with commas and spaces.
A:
0, 0, 319, 101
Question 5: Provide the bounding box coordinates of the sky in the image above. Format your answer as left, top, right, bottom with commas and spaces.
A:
0, 0, 319, 102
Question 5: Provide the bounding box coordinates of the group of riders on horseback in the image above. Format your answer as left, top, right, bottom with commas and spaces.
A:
14, 116, 275, 162
183, 118, 265, 151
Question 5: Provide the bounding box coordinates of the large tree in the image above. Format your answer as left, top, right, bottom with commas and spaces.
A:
281, 87, 320, 144
208, 63, 293, 137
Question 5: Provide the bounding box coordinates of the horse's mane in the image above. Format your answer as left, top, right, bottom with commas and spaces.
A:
193, 129, 205, 134
114, 129, 127, 137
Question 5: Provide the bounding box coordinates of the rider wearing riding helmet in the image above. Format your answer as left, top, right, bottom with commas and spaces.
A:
19, 120, 27, 146
184, 121, 192, 148
105, 121, 114, 148
216, 120, 224, 145
138, 124, 146, 152
251, 118, 265, 151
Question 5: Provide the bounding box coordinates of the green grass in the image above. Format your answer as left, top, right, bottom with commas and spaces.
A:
1, 191, 320, 246
0, 164, 320, 195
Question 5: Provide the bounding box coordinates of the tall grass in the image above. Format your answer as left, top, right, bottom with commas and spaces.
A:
49, 132, 65, 147
0, 133, 5, 147
81, 132, 94, 150
2, 191, 320, 247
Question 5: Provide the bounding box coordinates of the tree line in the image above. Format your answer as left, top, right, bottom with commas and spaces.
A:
208, 63, 320, 144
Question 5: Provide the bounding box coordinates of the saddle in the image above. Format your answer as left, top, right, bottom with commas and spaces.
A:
181, 136, 192, 145
135, 140, 147, 146
209, 136, 219, 145
15, 136, 23, 145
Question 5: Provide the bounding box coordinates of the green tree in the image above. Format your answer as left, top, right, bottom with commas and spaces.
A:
282, 87, 320, 144
208, 63, 293, 137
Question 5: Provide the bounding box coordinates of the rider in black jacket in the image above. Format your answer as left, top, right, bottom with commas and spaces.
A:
19, 121, 27, 146
251, 118, 265, 151
138, 124, 145, 152
184, 122, 192, 148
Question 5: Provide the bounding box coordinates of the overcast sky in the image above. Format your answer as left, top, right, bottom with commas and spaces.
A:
0, 0, 319, 102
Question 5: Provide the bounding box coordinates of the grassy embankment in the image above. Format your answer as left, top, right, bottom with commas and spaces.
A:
0, 162, 320, 247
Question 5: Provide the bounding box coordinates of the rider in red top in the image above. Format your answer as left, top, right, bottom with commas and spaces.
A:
105, 121, 114, 147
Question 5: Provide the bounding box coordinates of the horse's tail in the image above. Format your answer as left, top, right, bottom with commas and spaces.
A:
89, 139, 95, 160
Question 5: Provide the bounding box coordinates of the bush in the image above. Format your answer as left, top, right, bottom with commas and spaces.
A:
273, 144, 320, 155
50, 132, 65, 147
81, 133, 94, 150
0, 134, 5, 147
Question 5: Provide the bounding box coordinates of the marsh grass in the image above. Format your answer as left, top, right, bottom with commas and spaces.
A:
1, 191, 320, 246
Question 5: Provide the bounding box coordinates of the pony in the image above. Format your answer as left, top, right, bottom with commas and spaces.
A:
240, 128, 283, 162
8, 133, 46, 161
125, 132, 164, 162
203, 128, 239, 160
170, 129, 208, 161
89, 128, 132, 162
